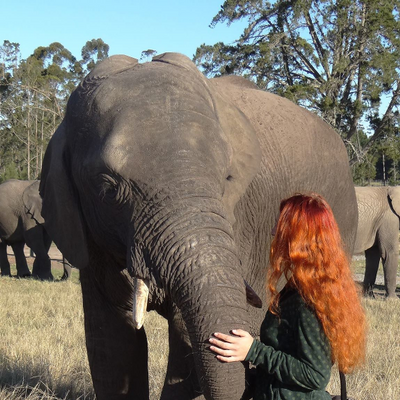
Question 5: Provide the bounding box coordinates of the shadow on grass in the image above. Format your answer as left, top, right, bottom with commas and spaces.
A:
354, 278, 400, 299
0, 356, 90, 400
7, 261, 80, 284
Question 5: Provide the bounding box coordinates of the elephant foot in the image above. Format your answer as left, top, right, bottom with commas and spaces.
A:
17, 272, 32, 279
385, 293, 399, 300
362, 284, 375, 298
363, 290, 375, 298
32, 273, 54, 281
59, 272, 70, 281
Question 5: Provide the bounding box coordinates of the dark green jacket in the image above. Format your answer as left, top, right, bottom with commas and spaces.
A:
245, 287, 332, 400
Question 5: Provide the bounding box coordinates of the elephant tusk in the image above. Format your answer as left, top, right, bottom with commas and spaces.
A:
132, 278, 149, 329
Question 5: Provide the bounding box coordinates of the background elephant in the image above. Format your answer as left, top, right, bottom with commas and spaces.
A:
0, 179, 71, 280
354, 186, 400, 298
39, 53, 358, 400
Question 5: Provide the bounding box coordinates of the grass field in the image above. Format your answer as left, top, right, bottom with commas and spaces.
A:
0, 262, 399, 400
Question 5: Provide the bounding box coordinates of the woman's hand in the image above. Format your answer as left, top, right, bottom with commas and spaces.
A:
209, 329, 254, 362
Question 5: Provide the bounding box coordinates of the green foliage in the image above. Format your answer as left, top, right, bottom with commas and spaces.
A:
194, 0, 400, 167
352, 154, 377, 185
140, 49, 157, 62
0, 39, 110, 181
81, 38, 109, 73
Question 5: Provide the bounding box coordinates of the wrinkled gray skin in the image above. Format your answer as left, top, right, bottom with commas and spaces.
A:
354, 186, 400, 298
39, 53, 358, 400
0, 179, 71, 280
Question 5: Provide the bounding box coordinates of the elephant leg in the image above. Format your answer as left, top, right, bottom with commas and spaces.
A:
11, 242, 31, 277
377, 222, 399, 299
161, 304, 204, 400
363, 247, 380, 297
26, 226, 53, 280
0, 242, 11, 276
60, 258, 72, 280
80, 262, 149, 400
381, 254, 398, 298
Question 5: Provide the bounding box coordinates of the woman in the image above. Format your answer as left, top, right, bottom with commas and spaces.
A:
209, 193, 366, 399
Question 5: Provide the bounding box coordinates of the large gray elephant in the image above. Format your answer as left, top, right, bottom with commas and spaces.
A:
39, 53, 358, 400
354, 186, 400, 298
0, 179, 71, 280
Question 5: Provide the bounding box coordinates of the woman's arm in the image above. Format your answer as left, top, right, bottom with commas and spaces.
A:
209, 305, 331, 390
209, 329, 254, 362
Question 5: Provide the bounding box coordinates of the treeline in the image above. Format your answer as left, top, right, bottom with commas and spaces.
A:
2, 0, 400, 185
0, 39, 109, 182
194, 0, 400, 186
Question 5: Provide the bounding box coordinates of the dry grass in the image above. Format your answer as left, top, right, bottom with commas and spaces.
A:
0, 268, 399, 400
0, 279, 92, 399
0, 276, 168, 400
327, 298, 400, 399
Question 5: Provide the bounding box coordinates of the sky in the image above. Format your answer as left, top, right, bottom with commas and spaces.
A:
3, 0, 247, 61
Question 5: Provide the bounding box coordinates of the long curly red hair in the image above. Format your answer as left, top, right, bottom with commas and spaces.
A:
268, 193, 366, 373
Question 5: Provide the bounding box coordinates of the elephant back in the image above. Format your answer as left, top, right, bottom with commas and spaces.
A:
211, 76, 358, 255
0, 180, 36, 240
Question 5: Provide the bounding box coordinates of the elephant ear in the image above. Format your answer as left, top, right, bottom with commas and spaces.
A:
39, 121, 89, 269
23, 180, 44, 225
209, 77, 262, 223
388, 186, 400, 218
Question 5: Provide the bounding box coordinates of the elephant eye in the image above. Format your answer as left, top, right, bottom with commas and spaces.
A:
104, 183, 118, 198
99, 177, 119, 202
97, 174, 131, 206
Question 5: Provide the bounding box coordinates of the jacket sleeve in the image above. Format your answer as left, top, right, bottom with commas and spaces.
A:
245, 305, 332, 390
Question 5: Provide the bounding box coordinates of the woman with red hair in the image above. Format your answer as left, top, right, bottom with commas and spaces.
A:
209, 193, 366, 399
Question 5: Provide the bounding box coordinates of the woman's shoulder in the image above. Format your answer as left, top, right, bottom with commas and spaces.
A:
279, 286, 314, 314
279, 286, 302, 303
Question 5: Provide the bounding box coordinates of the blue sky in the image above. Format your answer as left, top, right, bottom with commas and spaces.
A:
3, 0, 246, 61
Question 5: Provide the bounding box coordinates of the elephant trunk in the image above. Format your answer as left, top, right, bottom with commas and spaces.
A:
176, 262, 249, 400
140, 203, 250, 399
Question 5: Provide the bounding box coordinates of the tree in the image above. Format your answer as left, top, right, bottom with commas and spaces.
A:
140, 49, 157, 62
0, 39, 110, 182
0, 41, 25, 181
81, 38, 109, 74
373, 116, 400, 185
352, 153, 377, 185
0, 40, 19, 84
194, 0, 400, 165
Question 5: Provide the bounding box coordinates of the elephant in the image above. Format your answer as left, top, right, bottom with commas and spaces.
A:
39, 52, 358, 400
0, 179, 71, 280
354, 186, 400, 298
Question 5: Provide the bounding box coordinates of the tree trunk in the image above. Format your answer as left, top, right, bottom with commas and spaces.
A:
383, 153, 386, 186
27, 105, 31, 180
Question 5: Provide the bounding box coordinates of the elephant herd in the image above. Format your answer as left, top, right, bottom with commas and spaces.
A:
0, 179, 71, 280
0, 53, 399, 399
354, 186, 400, 299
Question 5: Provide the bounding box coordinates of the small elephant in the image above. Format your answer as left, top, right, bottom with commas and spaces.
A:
40, 53, 358, 400
0, 179, 71, 280
354, 186, 400, 298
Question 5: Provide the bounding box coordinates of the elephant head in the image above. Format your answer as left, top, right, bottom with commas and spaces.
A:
40, 53, 262, 399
